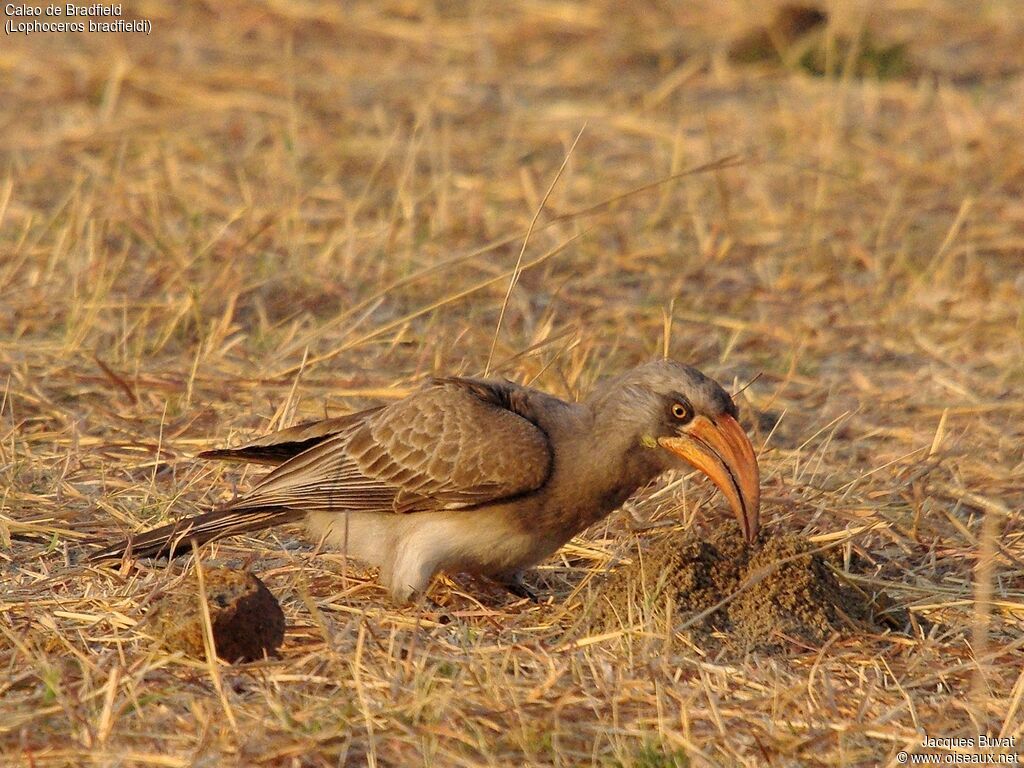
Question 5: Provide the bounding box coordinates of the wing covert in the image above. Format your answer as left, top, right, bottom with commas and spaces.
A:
226, 380, 553, 515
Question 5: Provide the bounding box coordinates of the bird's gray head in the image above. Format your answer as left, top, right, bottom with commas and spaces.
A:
589, 360, 738, 421
588, 360, 760, 543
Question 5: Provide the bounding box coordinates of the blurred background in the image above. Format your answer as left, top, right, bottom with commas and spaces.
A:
5, 1, 1022, 401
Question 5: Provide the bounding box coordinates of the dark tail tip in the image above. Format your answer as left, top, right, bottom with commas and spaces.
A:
88, 522, 202, 562
87, 507, 301, 564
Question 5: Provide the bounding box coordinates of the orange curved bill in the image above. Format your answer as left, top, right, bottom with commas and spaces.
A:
658, 414, 761, 543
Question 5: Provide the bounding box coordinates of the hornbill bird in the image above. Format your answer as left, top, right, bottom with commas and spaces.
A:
91, 360, 761, 602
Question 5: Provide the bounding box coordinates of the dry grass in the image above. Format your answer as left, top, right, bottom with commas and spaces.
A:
2, 1, 1023, 765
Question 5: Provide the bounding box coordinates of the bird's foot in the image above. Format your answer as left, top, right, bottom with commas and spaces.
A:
498, 572, 540, 603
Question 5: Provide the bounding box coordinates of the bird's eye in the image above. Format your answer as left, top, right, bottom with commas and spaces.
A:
670, 400, 694, 423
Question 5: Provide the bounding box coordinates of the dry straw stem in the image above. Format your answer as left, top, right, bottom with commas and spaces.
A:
485, 123, 587, 376
2, 0, 1024, 765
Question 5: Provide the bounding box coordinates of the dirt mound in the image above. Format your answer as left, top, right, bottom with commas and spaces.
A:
595, 522, 897, 652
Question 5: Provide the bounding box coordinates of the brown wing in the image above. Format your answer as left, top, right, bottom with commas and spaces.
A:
196, 408, 384, 466
224, 379, 554, 515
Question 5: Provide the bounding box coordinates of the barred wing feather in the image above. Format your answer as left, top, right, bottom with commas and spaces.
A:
225, 380, 553, 515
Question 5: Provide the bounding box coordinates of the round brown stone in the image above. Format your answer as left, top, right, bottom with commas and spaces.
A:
147, 567, 285, 663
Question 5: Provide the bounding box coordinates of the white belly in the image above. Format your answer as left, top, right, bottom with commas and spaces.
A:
304, 510, 549, 602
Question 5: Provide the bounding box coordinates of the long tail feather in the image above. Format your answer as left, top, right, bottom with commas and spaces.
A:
89, 506, 303, 561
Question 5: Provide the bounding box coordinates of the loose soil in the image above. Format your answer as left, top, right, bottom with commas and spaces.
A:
595, 522, 904, 652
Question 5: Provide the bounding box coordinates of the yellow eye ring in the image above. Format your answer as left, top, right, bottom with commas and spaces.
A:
671, 402, 691, 421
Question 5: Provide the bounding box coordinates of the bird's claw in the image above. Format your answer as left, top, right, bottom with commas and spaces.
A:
500, 573, 539, 603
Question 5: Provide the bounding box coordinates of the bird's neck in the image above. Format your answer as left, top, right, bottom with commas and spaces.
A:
541, 402, 662, 535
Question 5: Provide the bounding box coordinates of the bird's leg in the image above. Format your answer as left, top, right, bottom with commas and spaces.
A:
384, 526, 446, 605
497, 571, 539, 603
385, 563, 432, 605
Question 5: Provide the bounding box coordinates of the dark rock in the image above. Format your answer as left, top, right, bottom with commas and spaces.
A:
147, 568, 285, 663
